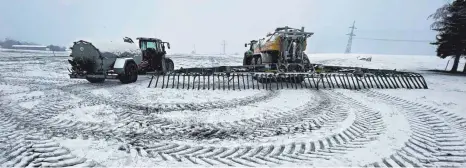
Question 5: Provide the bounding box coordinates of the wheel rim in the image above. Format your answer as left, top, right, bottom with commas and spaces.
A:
169, 61, 174, 71
125, 63, 137, 82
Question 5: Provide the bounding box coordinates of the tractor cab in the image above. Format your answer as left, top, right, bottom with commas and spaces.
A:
244, 40, 258, 51
135, 37, 172, 73
122, 36, 173, 74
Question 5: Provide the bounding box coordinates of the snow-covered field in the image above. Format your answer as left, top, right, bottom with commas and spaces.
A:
1, 50, 466, 167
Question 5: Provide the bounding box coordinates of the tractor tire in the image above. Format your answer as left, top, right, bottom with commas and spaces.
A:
86, 77, 105, 83
165, 58, 174, 71
119, 61, 138, 84
253, 55, 262, 65
243, 55, 253, 66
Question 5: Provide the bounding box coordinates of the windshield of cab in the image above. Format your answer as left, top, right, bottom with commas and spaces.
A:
140, 41, 158, 50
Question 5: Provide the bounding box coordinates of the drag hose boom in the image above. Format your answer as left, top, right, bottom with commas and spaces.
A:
147, 65, 428, 90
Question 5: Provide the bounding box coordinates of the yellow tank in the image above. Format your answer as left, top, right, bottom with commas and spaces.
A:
252, 33, 308, 54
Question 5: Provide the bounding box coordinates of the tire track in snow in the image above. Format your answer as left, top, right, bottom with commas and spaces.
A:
0, 78, 91, 97
112, 90, 334, 141
2, 86, 305, 143
125, 90, 333, 140
363, 90, 466, 168
78, 87, 280, 114
124, 91, 385, 167
0, 97, 123, 144
0, 77, 381, 166
0, 107, 101, 167
2, 88, 384, 167
0, 136, 100, 167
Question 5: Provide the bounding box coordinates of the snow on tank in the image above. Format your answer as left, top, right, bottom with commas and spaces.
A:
70, 38, 141, 61
85, 38, 141, 55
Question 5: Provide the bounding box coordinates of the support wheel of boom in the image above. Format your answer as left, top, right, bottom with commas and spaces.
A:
86, 77, 105, 83
290, 75, 305, 83
119, 61, 138, 84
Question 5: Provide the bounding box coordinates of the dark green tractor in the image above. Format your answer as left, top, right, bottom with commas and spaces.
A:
243, 40, 258, 66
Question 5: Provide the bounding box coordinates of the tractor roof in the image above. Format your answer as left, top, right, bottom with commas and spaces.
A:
136, 37, 162, 42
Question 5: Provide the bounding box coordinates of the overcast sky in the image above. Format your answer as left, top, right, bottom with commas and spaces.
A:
0, 0, 446, 55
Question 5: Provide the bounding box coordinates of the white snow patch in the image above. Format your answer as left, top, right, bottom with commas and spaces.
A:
169, 104, 357, 148
1, 91, 44, 101
135, 89, 265, 104
0, 84, 29, 94
378, 74, 466, 119
153, 90, 318, 124
311, 53, 466, 121
21, 70, 65, 78
91, 85, 267, 105
90, 89, 112, 98
308, 53, 466, 72
53, 104, 119, 124
323, 90, 411, 167
18, 100, 41, 109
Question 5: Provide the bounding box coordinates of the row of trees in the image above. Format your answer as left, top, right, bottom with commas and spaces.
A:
47, 45, 67, 51
430, 0, 466, 73
0, 38, 37, 48
0, 38, 66, 51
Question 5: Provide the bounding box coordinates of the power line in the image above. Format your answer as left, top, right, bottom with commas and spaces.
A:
345, 21, 357, 54
354, 37, 432, 43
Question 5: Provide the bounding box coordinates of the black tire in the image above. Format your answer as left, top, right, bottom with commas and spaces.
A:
303, 54, 311, 70
86, 77, 105, 83
119, 61, 138, 84
254, 56, 262, 65
243, 55, 253, 66
165, 58, 174, 71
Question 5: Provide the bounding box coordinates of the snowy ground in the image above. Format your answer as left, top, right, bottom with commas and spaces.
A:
1, 50, 466, 167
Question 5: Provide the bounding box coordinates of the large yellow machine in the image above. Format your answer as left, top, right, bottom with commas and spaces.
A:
243, 26, 314, 72
146, 25, 429, 91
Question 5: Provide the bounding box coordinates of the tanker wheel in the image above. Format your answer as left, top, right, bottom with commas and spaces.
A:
119, 61, 138, 84
86, 77, 105, 83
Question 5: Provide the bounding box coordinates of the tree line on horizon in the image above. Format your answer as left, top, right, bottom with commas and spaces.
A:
430, 0, 466, 73
0, 38, 66, 51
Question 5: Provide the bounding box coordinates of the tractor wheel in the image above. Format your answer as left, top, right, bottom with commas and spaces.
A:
119, 61, 138, 84
243, 55, 253, 66
303, 54, 311, 70
165, 58, 174, 71
86, 77, 105, 83
253, 56, 262, 65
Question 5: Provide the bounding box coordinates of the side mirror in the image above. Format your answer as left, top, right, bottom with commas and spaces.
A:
167, 43, 170, 49
245, 43, 247, 47
123, 37, 134, 44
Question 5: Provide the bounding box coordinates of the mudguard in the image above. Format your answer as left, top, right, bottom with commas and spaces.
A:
113, 58, 134, 74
